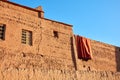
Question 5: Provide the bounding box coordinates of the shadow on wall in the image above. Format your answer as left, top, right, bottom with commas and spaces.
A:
70, 37, 77, 70
115, 47, 120, 72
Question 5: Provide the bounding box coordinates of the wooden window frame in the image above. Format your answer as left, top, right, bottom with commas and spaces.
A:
21, 29, 32, 46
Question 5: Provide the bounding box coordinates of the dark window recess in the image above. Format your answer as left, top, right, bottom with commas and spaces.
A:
53, 31, 59, 38
38, 12, 41, 18
0, 24, 5, 40
21, 29, 32, 45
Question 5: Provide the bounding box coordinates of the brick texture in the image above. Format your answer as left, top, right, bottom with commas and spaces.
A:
76, 40, 120, 72
0, 0, 120, 80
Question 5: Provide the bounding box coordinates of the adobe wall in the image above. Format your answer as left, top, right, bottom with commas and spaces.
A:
0, 52, 120, 80
0, 0, 120, 80
0, 68, 120, 80
76, 40, 120, 72
0, 0, 41, 53
0, 0, 74, 70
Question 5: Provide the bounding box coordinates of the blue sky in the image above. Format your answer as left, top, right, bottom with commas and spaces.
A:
10, 0, 120, 47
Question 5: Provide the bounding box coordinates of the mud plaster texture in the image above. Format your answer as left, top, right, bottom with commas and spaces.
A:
0, 0, 120, 80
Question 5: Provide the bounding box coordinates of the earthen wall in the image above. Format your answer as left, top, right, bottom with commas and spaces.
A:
76, 40, 120, 72
0, 0, 120, 80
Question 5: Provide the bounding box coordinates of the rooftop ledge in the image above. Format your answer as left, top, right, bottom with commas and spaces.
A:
1, 0, 73, 27
1, 0, 44, 13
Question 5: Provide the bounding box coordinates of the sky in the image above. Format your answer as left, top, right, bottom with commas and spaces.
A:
10, 0, 120, 47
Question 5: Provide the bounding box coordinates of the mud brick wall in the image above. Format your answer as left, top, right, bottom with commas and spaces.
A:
0, 0, 41, 53
41, 18, 73, 59
0, 68, 120, 80
76, 40, 120, 72
0, 0, 74, 70
0, 52, 120, 80
0, 1, 39, 17
0, 0, 120, 80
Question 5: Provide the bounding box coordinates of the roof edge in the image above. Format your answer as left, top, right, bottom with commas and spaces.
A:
43, 18, 73, 27
1, 0, 44, 13
1, 0, 72, 27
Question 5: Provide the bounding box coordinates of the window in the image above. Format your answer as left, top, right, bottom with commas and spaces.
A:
0, 24, 5, 40
38, 12, 41, 18
21, 29, 32, 45
53, 31, 59, 38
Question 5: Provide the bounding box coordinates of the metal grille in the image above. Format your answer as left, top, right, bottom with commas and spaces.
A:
22, 30, 32, 45
0, 24, 5, 40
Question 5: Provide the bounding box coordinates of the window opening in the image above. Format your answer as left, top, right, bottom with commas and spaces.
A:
53, 31, 59, 38
0, 24, 5, 40
22, 29, 32, 45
